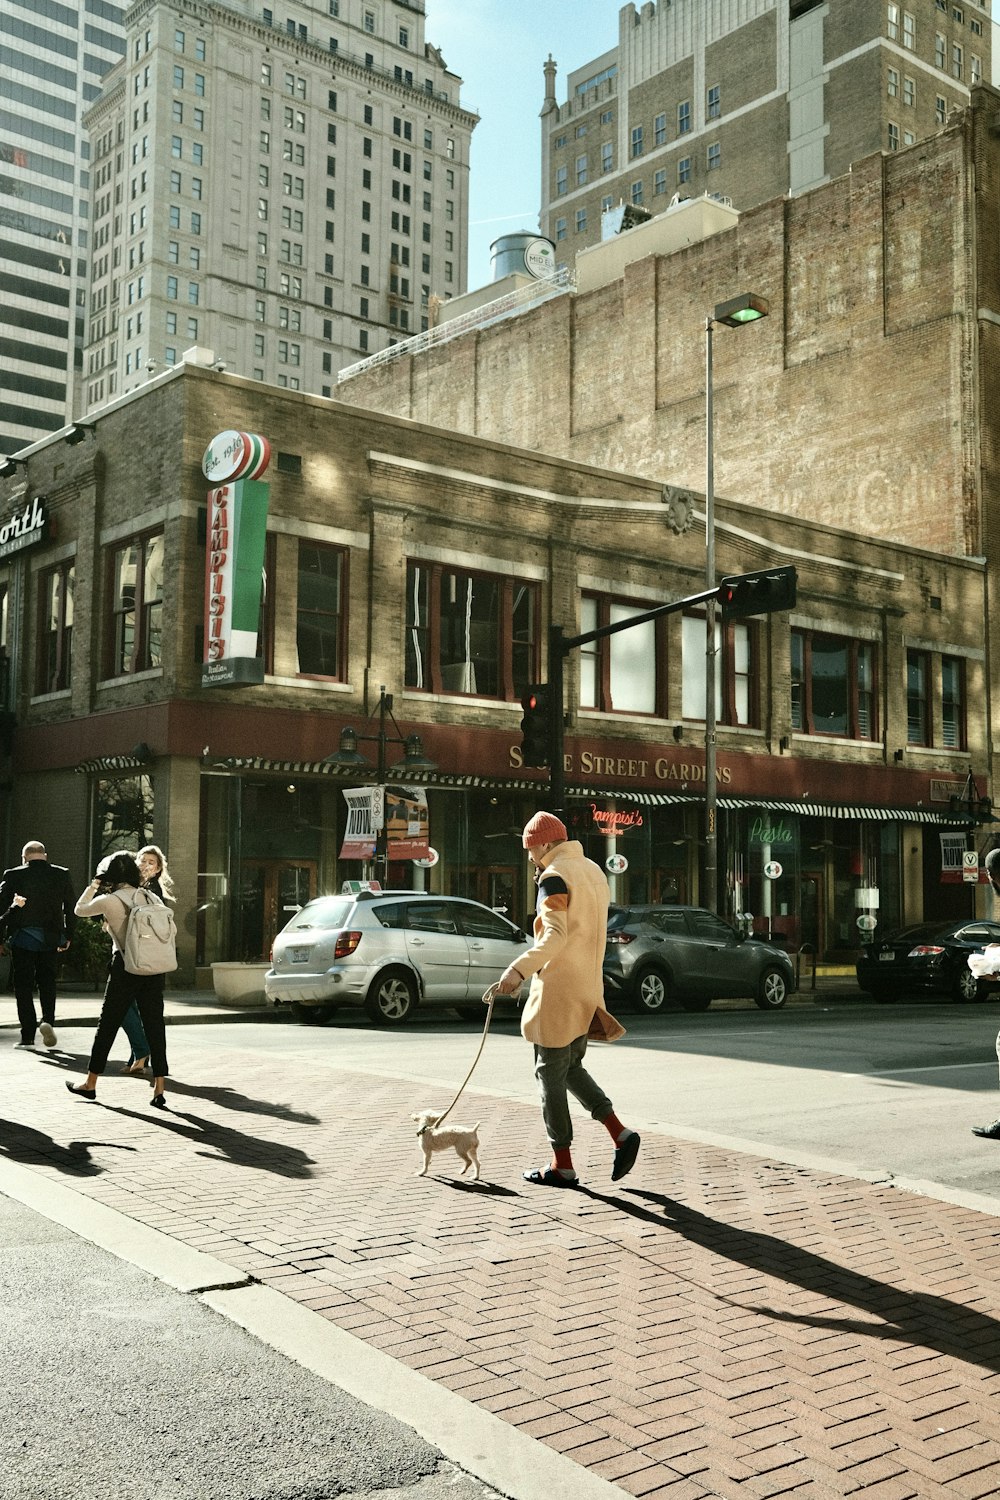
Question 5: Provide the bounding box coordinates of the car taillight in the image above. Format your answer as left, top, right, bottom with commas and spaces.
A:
269, 944, 274, 964
907, 944, 944, 958
606, 933, 636, 946
334, 930, 363, 959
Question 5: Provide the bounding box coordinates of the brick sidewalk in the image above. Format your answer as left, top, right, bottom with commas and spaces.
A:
3, 1036, 1000, 1499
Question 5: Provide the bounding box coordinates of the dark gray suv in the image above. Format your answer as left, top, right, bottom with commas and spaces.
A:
603, 905, 795, 1013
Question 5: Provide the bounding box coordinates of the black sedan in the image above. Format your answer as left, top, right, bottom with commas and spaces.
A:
602, 904, 795, 1013
856, 919, 1000, 1003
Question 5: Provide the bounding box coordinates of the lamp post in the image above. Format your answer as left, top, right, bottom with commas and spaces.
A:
323, 686, 437, 884
704, 292, 769, 915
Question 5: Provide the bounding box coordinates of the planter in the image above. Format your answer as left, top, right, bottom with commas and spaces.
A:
210, 962, 269, 1008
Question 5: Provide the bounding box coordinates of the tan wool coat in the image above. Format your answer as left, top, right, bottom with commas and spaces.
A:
516, 840, 624, 1049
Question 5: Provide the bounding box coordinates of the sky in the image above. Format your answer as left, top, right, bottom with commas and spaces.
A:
427, 0, 621, 289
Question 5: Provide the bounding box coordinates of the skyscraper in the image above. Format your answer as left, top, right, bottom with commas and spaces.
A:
0, 0, 126, 455
82, 0, 476, 408
540, 0, 992, 262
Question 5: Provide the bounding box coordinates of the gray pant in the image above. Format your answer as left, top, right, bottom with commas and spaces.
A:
533, 1034, 613, 1149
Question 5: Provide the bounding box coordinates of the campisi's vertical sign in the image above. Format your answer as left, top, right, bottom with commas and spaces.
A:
201, 431, 271, 687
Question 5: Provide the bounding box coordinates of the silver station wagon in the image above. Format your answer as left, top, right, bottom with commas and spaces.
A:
266, 890, 528, 1025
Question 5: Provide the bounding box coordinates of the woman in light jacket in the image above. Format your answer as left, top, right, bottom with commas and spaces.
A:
117, 845, 175, 1076
66, 850, 169, 1109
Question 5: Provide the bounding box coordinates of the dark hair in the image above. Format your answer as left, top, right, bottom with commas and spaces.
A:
96, 853, 142, 892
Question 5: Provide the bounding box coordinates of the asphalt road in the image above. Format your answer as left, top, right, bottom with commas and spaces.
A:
210, 992, 1000, 1206
0, 1192, 504, 1500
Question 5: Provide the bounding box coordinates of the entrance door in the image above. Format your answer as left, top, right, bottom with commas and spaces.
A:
240, 860, 318, 960
473, 865, 520, 926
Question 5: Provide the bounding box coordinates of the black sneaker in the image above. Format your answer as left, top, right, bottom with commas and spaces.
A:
971, 1120, 1000, 1139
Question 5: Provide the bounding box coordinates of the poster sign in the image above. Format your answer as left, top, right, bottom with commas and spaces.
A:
963, 850, 980, 884
763, 860, 783, 880
202, 461, 271, 688
605, 853, 628, 874
340, 785, 430, 862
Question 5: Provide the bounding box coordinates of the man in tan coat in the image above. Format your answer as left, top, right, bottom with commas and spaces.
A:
496, 812, 640, 1187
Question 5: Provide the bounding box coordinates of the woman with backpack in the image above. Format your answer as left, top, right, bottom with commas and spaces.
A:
65, 850, 170, 1109
117, 845, 175, 1076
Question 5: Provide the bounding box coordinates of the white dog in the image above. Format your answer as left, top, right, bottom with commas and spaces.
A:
412, 1112, 481, 1181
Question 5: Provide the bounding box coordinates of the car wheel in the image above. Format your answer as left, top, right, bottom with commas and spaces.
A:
632, 967, 669, 1013
954, 965, 981, 1003
365, 968, 417, 1025
755, 966, 789, 1010
677, 993, 712, 1012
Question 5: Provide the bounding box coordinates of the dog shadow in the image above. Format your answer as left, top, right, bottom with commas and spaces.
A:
442, 1178, 519, 1197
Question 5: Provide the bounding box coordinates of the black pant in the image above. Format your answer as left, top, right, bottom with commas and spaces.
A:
88, 954, 168, 1077
12, 945, 58, 1043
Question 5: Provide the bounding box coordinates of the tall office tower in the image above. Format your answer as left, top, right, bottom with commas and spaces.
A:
0, 0, 126, 455
81, 0, 476, 409
540, 0, 992, 261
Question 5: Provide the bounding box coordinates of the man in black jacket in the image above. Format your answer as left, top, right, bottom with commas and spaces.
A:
0, 841, 76, 1049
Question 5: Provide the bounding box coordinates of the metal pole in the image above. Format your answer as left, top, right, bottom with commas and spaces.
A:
548, 625, 566, 817
705, 315, 718, 915
375, 687, 388, 884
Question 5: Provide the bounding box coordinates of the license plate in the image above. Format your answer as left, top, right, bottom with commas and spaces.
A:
290, 946, 311, 963
878, 952, 895, 963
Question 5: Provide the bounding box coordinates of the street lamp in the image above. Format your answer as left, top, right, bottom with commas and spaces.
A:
704, 292, 769, 914
323, 685, 437, 883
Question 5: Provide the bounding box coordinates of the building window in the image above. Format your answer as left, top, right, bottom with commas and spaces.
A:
903, 76, 915, 106
555, 216, 567, 241
36, 562, 74, 694
556, 164, 567, 196
971, 54, 982, 84
936, 94, 947, 123
942, 656, 966, 749
678, 100, 691, 135
166, 275, 178, 299
790, 631, 877, 740
888, 67, 899, 98
888, 121, 900, 150
936, 32, 947, 68
575, 207, 587, 232
654, 168, 667, 196
582, 596, 664, 715
888, 4, 899, 40
903, 10, 915, 48
707, 142, 721, 170
678, 156, 691, 184
601, 140, 613, 173
952, 43, 963, 78
906, 649, 930, 744
106, 533, 164, 676
630, 125, 643, 158
707, 84, 721, 119
404, 563, 538, 698
575, 155, 588, 185
631, 179, 643, 204
681, 613, 755, 726
654, 112, 666, 146
296, 542, 346, 679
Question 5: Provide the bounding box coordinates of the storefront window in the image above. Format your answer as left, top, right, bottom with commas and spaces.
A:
579, 595, 660, 714
790, 630, 877, 740
93, 774, 154, 862
404, 562, 537, 699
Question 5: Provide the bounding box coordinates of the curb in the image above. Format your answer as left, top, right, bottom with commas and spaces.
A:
0, 1153, 622, 1500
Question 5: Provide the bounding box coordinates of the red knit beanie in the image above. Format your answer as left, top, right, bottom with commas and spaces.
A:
522, 811, 568, 848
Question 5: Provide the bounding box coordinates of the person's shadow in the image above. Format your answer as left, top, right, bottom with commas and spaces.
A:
105, 1103, 315, 1179
576, 1184, 1000, 1376
0, 1117, 136, 1178
149, 1078, 320, 1125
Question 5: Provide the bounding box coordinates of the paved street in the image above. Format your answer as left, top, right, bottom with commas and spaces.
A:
2, 992, 1000, 1499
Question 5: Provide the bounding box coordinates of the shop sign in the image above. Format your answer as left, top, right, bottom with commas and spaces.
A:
0, 495, 47, 560
590, 804, 643, 836
748, 815, 796, 849
202, 472, 270, 688
339, 784, 430, 862
857, 914, 877, 931
201, 430, 271, 484
763, 860, 783, 880
413, 848, 439, 868
963, 850, 980, 884
605, 853, 629, 875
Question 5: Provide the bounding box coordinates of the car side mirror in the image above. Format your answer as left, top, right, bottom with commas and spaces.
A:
513, 929, 527, 943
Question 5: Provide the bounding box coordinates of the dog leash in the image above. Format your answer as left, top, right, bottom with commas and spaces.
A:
417, 983, 500, 1135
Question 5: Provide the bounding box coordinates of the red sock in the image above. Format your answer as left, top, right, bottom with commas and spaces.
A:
601, 1111, 628, 1144
553, 1146, 574, 1172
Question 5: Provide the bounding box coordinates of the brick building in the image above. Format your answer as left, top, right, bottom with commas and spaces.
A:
0, 365, 987, 986
539, 0, 991, 263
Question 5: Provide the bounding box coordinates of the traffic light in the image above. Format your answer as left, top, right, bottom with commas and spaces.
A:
520, 684, 551, 767
719, 565, 797, 620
